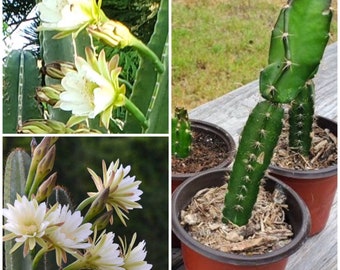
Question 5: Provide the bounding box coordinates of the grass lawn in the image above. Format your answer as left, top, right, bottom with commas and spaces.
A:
172, 0, 338, 111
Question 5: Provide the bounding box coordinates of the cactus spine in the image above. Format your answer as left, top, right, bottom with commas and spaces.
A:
172, 107, 192, 158
223, 0, 332, 226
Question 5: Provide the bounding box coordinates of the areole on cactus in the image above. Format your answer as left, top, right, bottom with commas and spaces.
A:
223, 0, 333, 226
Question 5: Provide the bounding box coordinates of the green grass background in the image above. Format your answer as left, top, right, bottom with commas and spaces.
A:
172, 0, 338, 111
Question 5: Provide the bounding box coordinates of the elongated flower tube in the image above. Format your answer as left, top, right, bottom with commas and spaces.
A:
37, 0, 108, 38
88, 20, 165, 73
58, 47, 126, 129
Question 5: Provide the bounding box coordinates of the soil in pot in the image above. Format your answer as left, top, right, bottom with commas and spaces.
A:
271, 119, 337, 170
270, 116, 337, 236
180, 182, 293, 256
172, 127, 232, 174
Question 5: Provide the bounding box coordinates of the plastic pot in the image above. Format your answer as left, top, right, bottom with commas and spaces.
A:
172, 120, 235, 247
172, 119, 235, 192
269, 115, 337, 236
172, 168, 310, 270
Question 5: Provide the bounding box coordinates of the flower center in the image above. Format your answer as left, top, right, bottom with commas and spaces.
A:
23, 222, 39, 235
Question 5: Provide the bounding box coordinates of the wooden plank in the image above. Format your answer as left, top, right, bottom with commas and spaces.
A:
172, 42, 337, 270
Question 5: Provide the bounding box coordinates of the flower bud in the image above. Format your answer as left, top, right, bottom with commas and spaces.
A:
42, 62, 76, 79
36, 85, 63, 105
87, 20, 133, 48
35, 172, 57, 202
33, 145, 56, 188
92, 210, 114, 231
84, 188, 109, 223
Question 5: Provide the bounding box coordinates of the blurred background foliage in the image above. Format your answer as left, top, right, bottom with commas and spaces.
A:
3, 136, 169, 269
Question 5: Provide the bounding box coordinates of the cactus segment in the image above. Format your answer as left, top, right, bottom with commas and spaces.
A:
124, 0, 168, 133
4, 149, 33, 270
289, 81, 315, 156
172, 107, 192, 158
223, 101, 284, 226
3, 50, 42, 133
260, 0, 332, 103
145, 35, 169, 133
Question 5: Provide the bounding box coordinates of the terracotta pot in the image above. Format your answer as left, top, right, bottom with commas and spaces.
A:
269, 116, 337, 236
172, 119, 235, 192
172, 168, 310, 270
172, 120, 235, 247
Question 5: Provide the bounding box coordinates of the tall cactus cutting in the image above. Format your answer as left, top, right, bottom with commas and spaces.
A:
223, 0, 333, 226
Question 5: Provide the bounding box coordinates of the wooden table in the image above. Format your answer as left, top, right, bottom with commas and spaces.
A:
172, 42, 337, 270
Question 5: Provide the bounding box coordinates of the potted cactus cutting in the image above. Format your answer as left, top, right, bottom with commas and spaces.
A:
171, 107, 236, 247
172, 0, 335, 269
171, 107, 235, 192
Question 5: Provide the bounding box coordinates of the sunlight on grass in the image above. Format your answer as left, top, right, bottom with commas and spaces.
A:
172, 0, 338, 111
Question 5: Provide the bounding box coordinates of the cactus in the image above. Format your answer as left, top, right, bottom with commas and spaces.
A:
223, 101, 283, 225
172, 107, 192, 158
259, 0, 332, 103
223, 0, 333, 226
124, 0, 169, 133
4, 149, 33, 270
3, 50, 42, 133
289, 81, 315, 156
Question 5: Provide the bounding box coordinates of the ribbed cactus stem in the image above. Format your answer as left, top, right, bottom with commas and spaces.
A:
172, 107, 193, 158
3, 50, 41, 133
260, 0, 332, 103
289, 81, 315, 156
223, 101, 284, 226
4, 148, 33, 270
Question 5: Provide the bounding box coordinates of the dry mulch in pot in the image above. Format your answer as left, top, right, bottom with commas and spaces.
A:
172, 127, 232, 174
180, 180, 293, 255
271, 121, 337, 170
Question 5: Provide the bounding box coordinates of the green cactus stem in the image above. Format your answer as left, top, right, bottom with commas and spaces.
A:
223, 101, 284, 226
4, 148, 33, 270
289, 81, 315, 156
3, 50, 42, 133
124, 0, 168, 133
260, 0, 332, 103
172, 107, 192, 158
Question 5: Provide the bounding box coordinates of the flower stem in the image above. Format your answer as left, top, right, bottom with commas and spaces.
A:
76, 195, 96, 212
124, 98, 149, 130
32, 248, 48, 270
131, 36, 164, 74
